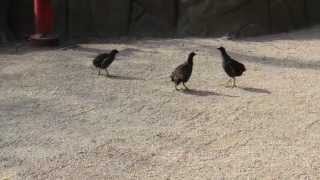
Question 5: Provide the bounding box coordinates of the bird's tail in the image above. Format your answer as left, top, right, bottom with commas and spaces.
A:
92, 60, 98, 68
170, 73, 174, 82
242, 65, 246, 72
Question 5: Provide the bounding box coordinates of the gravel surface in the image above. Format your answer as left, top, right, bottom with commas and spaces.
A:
2, 27, 320, 179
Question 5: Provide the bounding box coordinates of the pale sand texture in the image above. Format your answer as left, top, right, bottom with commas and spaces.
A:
1, 27, 320, 179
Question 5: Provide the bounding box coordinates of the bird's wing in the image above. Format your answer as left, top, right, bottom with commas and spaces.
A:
231, 59, 246, 72
93, 53, 109, 63
93, 53, 112, 68
172, 64, 187, 80
103, 54, 116, 64
225, 63, 237, 76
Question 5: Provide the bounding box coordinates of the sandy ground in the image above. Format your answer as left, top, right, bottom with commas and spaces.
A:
2, 27, 320, 179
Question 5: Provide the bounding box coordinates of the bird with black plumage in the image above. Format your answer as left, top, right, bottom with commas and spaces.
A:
170, 52, 197, 90
217, 46, 246, 88
92, 49, 119, 76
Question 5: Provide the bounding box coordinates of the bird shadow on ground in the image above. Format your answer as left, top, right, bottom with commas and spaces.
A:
72, 46, 108, 54
181, 89, 238, 97
108, 74, 144, 81
239, 86, 271, 94
195, 43, 320, 70
120, 48, 151, 57
67, 46, 148, 60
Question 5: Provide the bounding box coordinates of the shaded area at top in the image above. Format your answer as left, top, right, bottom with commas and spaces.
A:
2, 0, 320, 42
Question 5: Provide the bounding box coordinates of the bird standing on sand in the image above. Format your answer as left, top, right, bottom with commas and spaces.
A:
170, 52, 196, 90
92, 49, 119, 76
217, 47, 246, 88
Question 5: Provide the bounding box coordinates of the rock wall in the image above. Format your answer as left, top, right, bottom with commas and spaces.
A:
0, 0, 319, 41
177, 0, 270, 37
129, 0, 177, 36
0, 0, 34, 41
67, 0, 130, 37
0, 0, 11, 42
306, 0, 320, 24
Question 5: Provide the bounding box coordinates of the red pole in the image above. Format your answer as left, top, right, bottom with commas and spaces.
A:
34, 0, 54, 35
31, 0, 58, 46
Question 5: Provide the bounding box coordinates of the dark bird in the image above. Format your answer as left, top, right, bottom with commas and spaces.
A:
170, 52, 196, 90
217, 46, 246, 88
92, 49, 119, 76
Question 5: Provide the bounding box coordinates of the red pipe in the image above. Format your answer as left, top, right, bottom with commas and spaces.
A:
34, 0, 54, 35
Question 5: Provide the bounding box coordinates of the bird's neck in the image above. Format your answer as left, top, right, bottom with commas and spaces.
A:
220, 50, 230, 60
187, 56, 194, 65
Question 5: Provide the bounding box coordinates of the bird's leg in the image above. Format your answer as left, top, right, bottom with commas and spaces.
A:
183, 83, 190, 91
227, 78, 232, 86
222, 78, 232, 87
98, 69, 101, 76
175, 84, 179, 91
105, 69, 110, 77
232, 77, 236, 88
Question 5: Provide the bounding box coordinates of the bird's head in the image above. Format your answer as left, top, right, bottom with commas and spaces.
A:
111, 49, 119, 55
187, 52, 197, 63
217, 46, 225, 51
189, 52, 197, 57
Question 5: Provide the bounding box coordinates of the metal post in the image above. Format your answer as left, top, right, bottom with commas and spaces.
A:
30, 0, 59, 46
